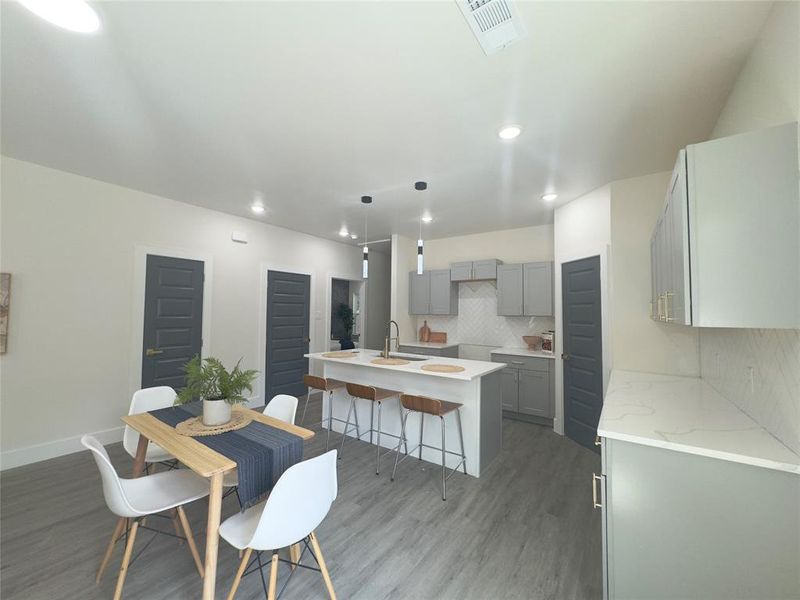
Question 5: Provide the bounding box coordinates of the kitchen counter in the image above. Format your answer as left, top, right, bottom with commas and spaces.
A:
398, 341, 459, 350
490, 347, 556, 360
306, 349, 505, 477
306, 349, 504, 381
598, 370, 800, 474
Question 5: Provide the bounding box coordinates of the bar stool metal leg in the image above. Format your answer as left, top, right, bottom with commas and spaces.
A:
375, 401, 383, 474
418, 413, 424, 460
391, 410, 410, 481
338, 396, 355, 459
440, 416, 447, 501
369, 402, 375, 445
455, 408, 467, 475
301, 386, 314, 425
325, 390, 334, 451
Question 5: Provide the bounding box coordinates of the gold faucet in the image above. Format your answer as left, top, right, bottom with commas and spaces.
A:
382, 320, 400, 359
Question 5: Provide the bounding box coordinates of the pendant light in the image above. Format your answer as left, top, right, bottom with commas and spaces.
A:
361, 195, 372, 278
415, 181, 427, 275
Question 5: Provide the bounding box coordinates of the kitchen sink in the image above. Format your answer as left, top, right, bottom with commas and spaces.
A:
389, 353, 429, 362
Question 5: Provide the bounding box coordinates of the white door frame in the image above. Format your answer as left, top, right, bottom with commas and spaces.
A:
129, 245, 213, 400
257, 264, 315, 406
325, 272, 367, 351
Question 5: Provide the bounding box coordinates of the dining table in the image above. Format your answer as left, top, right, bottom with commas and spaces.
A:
122, 405, 315, 600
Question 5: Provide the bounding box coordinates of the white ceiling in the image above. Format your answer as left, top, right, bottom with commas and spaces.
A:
1, 1, 771, 243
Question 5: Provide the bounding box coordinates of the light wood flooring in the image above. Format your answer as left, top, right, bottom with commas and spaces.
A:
0, 396, 602, 599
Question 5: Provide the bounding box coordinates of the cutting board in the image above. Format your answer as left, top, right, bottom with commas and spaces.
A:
429, 331, 447, 343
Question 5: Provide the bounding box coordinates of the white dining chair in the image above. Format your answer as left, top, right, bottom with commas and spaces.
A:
220, 450, 338, 600
223, 395, 299, 496
82, 435, 209, 600
122, 386, 177, 470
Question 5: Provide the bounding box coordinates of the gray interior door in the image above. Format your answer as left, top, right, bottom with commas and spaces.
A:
142, 255, 204, 389
562, 255, 603, 452
265, 270, 310, 400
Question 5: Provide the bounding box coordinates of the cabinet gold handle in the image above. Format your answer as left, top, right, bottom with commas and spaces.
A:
594, 435, 601, 446
592, 473, 602, 509
664, 292, 674, 322
145, 348, 163, 357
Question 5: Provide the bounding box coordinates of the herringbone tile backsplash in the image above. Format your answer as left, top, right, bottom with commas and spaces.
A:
415, 281, 554, 348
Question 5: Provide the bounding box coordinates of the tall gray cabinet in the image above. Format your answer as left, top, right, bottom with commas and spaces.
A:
497, 261, 553, 316
408, 270, 458, 315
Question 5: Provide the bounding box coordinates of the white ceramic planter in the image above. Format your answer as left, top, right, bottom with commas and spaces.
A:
202, 399, 232, 426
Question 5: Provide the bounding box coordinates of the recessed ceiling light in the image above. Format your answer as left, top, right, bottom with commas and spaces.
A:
339, 228, 349, 237
542, 193, 558, 202
19, 0, 101, 33
421, 214, 433, 223
498, 126, 521, 140
251, 204, 265, 214
350, 234, 358, 240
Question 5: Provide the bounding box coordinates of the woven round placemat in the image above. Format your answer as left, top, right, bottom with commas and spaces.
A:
421, 364, 466, 373
175, 411, 253, 437
371, 358, 410, 366
322, 351, 358, 358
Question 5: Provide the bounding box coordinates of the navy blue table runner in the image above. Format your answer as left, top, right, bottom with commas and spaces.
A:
149, 403, 304, 510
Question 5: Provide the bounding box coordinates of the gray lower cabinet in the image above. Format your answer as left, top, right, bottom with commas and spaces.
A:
398, 345, 459, 358
493, 354, 554, 419
599, 437, 800, 599
497, 262, 554, 317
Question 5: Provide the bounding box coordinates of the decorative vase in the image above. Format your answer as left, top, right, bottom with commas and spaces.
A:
419, 320, 431, 342
203, 399, 232, 426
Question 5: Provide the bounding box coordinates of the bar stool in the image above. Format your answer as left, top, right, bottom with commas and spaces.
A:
390, 394, 467, 500
342, 382, 407, 473
302, 374, 356, 451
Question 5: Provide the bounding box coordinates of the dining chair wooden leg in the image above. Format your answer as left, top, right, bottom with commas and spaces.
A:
176, 506, 204, 578
267, 551, 280, 600
171, 509, 185, 545
309, 532, 337, 600
113, 520, 139, 600
226, 547, 252, 600
96, 517, 125, 584
289, 543, 301, 571
202, 472, 224, 600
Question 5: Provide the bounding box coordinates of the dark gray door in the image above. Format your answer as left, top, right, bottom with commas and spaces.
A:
562, 256, 603, 452
265, 270, 310, 400
142, 255, 204, 389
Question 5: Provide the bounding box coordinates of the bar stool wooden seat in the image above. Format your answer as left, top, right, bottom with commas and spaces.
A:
390, 394, 467, 500
342, 382, 407, 473
302, 375, 353, 451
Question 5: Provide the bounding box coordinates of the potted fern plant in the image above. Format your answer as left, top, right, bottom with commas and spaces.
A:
175, 356, 259, 426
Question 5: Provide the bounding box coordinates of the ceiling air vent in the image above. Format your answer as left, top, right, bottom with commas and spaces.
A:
456, 0, 527, 55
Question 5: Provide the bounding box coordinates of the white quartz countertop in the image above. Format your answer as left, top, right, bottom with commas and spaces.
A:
305, 350, 505, 381
599, 370, 800, 474
490, 347, 556, 360
398, 341, 459, 349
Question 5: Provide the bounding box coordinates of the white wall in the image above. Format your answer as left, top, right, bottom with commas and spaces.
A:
701, 1, 800, 454
421, 225, 554, 269
610, 172, 700, 376
390, 234, 417, 342
553, 185, 612, 435
0, 157, 362, 468
364, 246, 391, 350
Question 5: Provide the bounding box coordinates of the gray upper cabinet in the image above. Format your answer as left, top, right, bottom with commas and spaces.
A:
497, 264, 523, 316
497, 262, 554, 317
409, 270, 457, 315
450, 262, 473, 282
408, 271, 430, 315
449, 259, 502, 281
523, 262, 553, 316
429, 269, 458, 315
651, 122, 799, 328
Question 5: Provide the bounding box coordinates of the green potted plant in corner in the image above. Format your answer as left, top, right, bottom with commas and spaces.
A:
337, 303, 355, 350
175, 356, 259, 426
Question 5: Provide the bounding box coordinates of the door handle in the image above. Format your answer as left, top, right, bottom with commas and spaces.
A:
592, 473, 603, 509
145, 348, 163, 357
561, 353, 570, 361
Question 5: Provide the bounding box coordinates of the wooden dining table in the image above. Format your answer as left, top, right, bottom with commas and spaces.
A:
122, 406, 315, 600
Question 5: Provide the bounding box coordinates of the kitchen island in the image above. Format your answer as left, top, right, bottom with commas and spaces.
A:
305, 349, 506, 477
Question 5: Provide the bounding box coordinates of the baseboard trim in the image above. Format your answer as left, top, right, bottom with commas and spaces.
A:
1, 425, 126, 471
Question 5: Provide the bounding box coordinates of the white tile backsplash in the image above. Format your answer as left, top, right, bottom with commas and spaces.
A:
414, 281, 555, 350
700, 328, 800, 455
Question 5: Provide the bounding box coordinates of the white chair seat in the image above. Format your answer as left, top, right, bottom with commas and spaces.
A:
143, 441, 173, 464
222, 470, 238, 488
122, 469, 210, 516
219, 499, 266, 550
